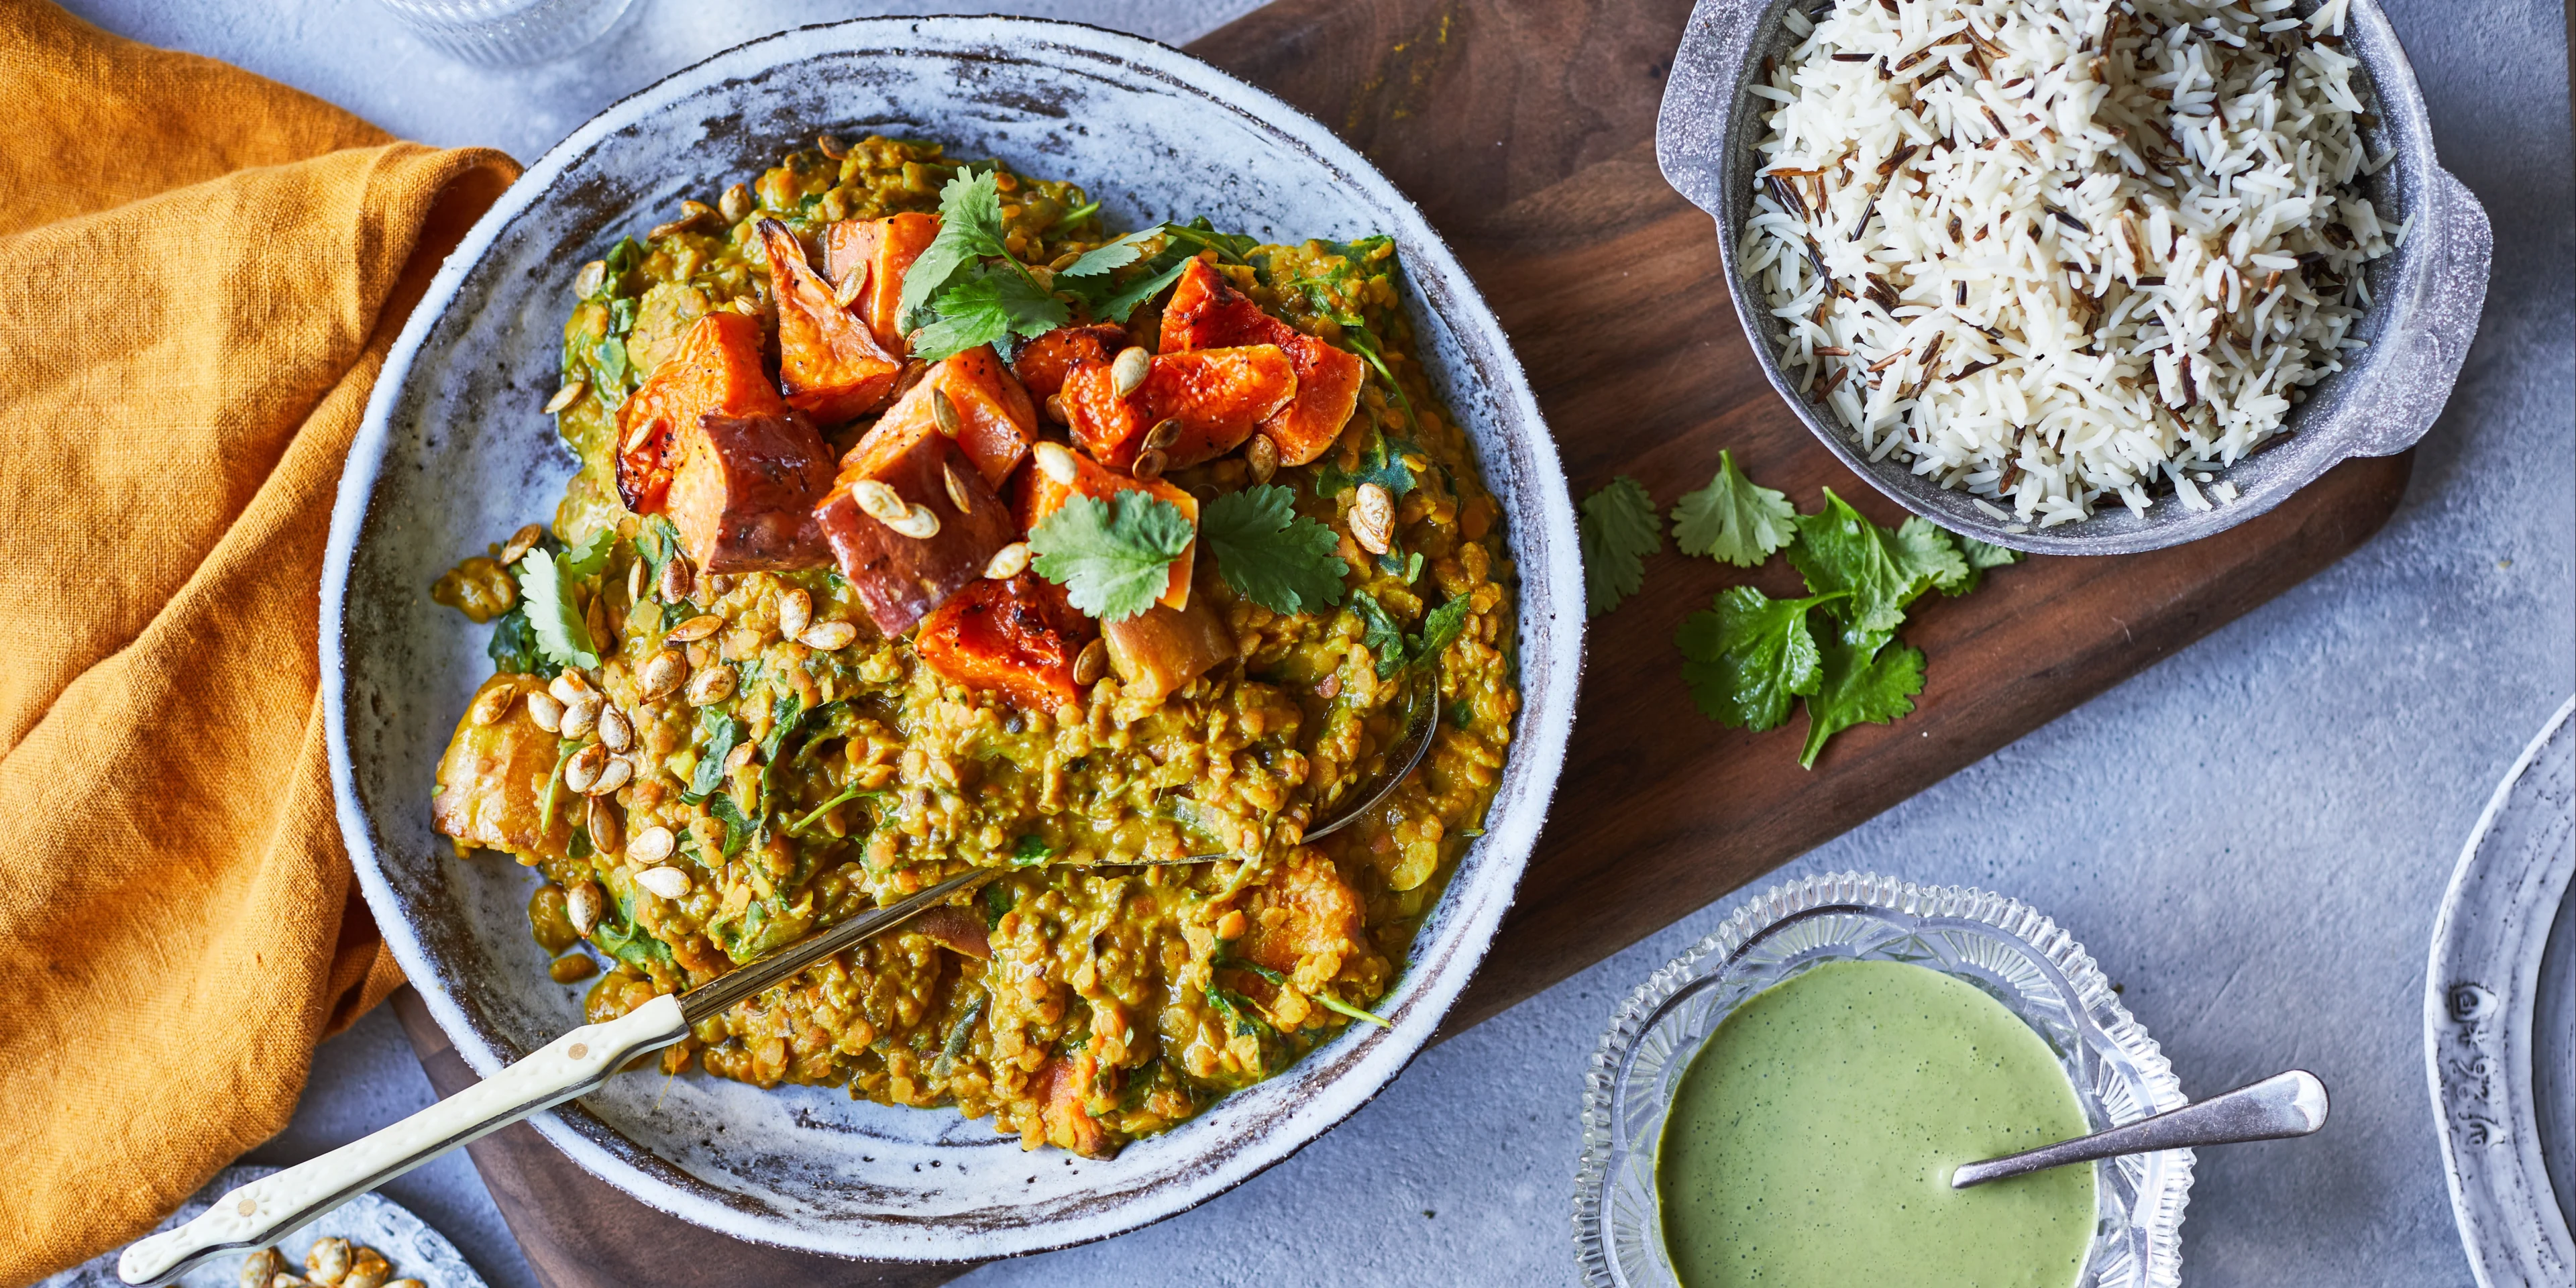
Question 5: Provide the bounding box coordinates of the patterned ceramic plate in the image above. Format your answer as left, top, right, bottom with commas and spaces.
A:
41, 1167, 488, 1288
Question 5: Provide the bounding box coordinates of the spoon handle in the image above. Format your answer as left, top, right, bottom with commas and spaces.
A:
1951, 1070, 2330, 1189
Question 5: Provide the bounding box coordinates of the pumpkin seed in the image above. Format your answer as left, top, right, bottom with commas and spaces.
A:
1042, 393, 1069, 425
776, 588, 813, 641
1034, 441, 1079, 484
1073, 638, 1108, 686
816, 132, 849, 160
943, 460, 973, 515
885, 503, 941, 539
585, 796, 622, 855
720, 182, 753, 224
341, 1247, 390, 1288
638, 648, 688, 700
543, 381, 585, 415
627, 825, 676, 865
665, 613, 724, 643
564, 745, 607, 794
636, 865, 694, 899
596, 704, 635, 753
305, 1238, 351, 1285
547, 672, 592, 706
574, 260, 608, 299
852, 478, 908, 523
1144, 417, 1182, 450
831, 260, 867, 309
584, 596, 614, 653
469, 684, 516, 727
659, 552, 695, 603
1132, 447, 1168, 482
498, 523, 545, 566
685, 663, 737, 705
704, 572, 737, 596
584, 754, 633, 796
1352, 482, 1395, 555
931, 387, 962, 437
567, 879, 606, 935
984, 541, 1031, 580
732, 294, 761, 317
560, 694, 602, 739
625, 556, 643, 603
1244, 433, 1279, 484
724, 740, 758, 773
239, 1248, 286, 1288
1110, 346, 1150, 398
800, 621, 859, 651
525, 691, 564, 733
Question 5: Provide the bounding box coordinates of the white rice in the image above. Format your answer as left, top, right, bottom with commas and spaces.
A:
1744, 0, 2398, 526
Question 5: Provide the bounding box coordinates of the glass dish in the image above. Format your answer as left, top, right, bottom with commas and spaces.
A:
1573, 871, 2193, 1288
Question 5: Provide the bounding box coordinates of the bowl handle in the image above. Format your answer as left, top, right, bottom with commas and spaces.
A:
1656, 0, 1772, 215
2339, 166, 2493, 458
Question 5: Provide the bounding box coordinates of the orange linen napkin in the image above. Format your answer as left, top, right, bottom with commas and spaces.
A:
0, 3, 519, 1280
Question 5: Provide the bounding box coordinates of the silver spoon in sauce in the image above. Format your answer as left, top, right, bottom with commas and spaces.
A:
1950, 1069, 2330, 1189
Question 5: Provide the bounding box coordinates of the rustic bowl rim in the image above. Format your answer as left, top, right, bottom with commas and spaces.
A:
1652, 0, 2492, 555
319, 13, 1585, 1265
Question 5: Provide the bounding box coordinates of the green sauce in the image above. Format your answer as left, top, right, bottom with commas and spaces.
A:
1656, 959, 2096, 1288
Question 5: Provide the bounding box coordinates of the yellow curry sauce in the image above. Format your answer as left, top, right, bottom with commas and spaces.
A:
430, 137, 1519, 1156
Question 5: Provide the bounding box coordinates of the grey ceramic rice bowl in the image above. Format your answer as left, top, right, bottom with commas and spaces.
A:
320, 17, 1582, 1263
1654, 0, 2491, 554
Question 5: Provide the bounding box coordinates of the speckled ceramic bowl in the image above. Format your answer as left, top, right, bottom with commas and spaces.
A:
321, 16, 1582, 1264
1654, 0, 2491, 554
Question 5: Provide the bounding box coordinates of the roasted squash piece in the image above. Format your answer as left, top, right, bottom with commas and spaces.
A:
664, 410, 837, 573
757, 219, 902, 424
822, 211, 941, 354
815, 410, 1018, 638
1010, 323, 1126, 399
908, 904, 991, 959
1236, 847, 1366, 986
854, 345, 1036, 488
1157, 258, 1364, 466
433, 674, 572, 865
916, 572, 1097, 712
1061, 345, 1297, 472
1099, 590, 1235, 702
1026, 1053, 1115, 1158
1012, 443, 1198, 611
614, 312, 785, 516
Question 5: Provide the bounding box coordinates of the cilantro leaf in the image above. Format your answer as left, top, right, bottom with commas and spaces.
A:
1199, 484, 1348, 614
1352, 592, 1407, 680
898, 168, 1007, 330
1409, 594, 1473, 667
561, 528, 616, 580
1799, 636, 1926, 768
911, 264, 1071, 360
486, 606, 559, 678
1161, 218, 1258, 264
515, 546, 598, 671
1028, 492, 1194, 622
684, 709, 740, 804
709, 793, 756, 855
1671, 451, 1796, 568
1311, 429, 1418, 500
1783, 489, 1960, 647
1578, 476, 1662, 618
1940, 530, 2023, 594
1010, 835, 1055, 867
1896, 518, 1971, 594
1676, 586, 1846, 731
1087, 256, 1191, 325
1058, 227, 1160, 278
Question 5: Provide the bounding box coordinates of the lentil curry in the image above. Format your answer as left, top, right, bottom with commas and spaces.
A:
430, 136, 1519, 1157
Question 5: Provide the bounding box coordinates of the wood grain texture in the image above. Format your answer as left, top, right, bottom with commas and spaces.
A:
400, 0, 2408, 1276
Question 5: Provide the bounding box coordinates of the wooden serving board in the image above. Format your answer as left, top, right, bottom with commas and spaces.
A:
396, 1, 2410, 1283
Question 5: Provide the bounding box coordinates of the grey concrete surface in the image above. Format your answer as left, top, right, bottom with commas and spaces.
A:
57, 1, 2571, 1285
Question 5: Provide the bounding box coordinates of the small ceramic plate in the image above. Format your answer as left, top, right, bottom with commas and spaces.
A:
2425, 696, 2576, 1288
1574, 871, 2192, 1288
321, 14, 1582, 1266
40, 1166, 488, 1288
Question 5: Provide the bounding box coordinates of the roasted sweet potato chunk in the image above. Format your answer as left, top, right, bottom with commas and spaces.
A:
1236, 847, 1365, 983
816, 411, 1017, 638
1026, 1053, 1114, 1158
1012, 444, 1198, 610
1061, 345, 1297, 471
433, 675, 572, 865
1158, 258, 1364, 466
855, 345, 1036, 488
665, 410, 837, 573
916, 572, 1097, 712
614, 312, 784, 515
1099, 590, 1234, 702
1010, 323, 1126, 399
822, 211, 941, 354
758, 219, 902, 424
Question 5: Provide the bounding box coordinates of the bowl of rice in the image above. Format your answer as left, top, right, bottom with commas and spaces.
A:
1654, 0, 2491, 551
